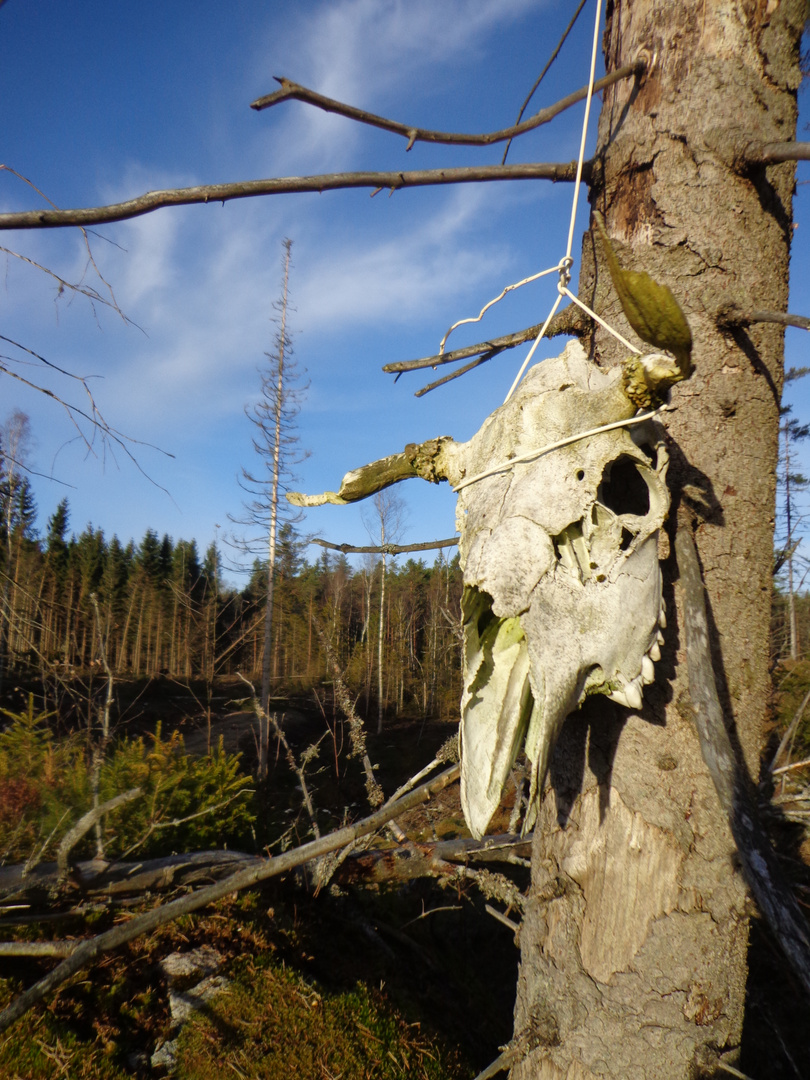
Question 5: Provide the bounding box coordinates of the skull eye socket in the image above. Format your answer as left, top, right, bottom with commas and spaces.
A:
598, 456, 650, 517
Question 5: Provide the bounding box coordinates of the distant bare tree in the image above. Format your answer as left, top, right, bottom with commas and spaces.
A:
232, 239, 307, 776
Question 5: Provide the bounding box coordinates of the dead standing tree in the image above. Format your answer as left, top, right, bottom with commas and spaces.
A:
232, 238, 307, 778
1, 2, 810, 1076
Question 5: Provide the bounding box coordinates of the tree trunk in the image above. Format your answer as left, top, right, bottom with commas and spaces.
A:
511, 3, 803, 1077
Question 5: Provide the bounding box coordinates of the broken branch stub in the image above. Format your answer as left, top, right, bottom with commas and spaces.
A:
287, 436, 462, 506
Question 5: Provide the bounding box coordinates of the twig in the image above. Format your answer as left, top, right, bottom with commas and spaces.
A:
773, 757, 810, 776
716, 1064, 756, 1080
250, 62, 645, 149
0, 163, 589, 231
21, 811, 70, 880
56, 788, 142, 877
746, 141, 810, 164
399, 904, 462, 930
0, 942, 78, 958
385, 758, 444, 805
0, 164, 129, 322
502, 0, 590, 164
415, 355, 493, 397
315, 623, 384, 809
383, 304, 587, 374
717, 302, 810, 333
0, 763, 460, 1033
472, 1047, 520, 1080
675, 514, 810, 997
236, 673, 321, 838
484, 903, 521, 936
309, 537, 457, 556
769, 685, 810, 774
114, 789, 253, 861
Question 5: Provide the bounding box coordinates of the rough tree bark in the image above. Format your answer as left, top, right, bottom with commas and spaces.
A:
511, 3, 804, 1078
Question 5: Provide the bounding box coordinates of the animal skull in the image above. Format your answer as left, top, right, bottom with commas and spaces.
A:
455, 341, 669, 838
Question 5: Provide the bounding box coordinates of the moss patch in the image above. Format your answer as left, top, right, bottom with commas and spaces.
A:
175, 954, 468, 1080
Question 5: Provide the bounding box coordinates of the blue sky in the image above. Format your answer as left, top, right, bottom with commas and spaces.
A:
1, 0, 808, 581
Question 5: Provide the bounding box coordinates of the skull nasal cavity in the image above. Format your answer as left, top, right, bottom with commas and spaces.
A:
598, 457, 650, 517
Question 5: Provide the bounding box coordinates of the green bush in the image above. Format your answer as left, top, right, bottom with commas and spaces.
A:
0, 697, 89, 862
100, 725, 255, 857
0, 701, 255, 864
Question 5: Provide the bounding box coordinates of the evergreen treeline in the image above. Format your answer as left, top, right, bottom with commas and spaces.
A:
0, 488, 463, 720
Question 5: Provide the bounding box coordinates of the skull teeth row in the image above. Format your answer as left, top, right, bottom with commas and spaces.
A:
607, 600, 666, 712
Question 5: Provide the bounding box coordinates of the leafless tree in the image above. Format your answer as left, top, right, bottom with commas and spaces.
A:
231, 239, 307, 776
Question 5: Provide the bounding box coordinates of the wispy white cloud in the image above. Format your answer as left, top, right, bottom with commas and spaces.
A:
250, 0, 545, 174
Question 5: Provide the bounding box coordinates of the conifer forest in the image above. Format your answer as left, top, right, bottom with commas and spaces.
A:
0, 475, 463, 724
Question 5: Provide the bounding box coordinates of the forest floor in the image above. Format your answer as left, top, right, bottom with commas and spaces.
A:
1, 677, 809, 1077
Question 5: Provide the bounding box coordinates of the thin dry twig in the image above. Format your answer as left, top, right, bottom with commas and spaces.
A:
315, 621, 383, 809
0, 763, 460, 1033
773, 757, 810, 776
769, 686, 810, 774
502, 0, 590, 164
0, 164, 128, 321
0, 333, 175, 492
236, 672, 321, 838
56, 788, 142, 877
484, 903, 521, 936
415, 355, 494, 397
0, 162, 588, 231
251, 62, 644, 150
383, 304, 588, 376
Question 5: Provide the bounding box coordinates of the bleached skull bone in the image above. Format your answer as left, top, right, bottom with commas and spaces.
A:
452, 341, 669, 839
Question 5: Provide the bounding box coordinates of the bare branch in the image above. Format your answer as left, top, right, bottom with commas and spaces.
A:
716, 302, 810, 333
415, 356, 497, 397
0, 763, 460, 1033
251, 61, 644, 150
0, 163, 588, 232
309, 537, 458, 556
746, 141, 810, 164
383, 304, 588, 375
0, 164, 129, 321
56, 788, 142, 877
0, 834, 529, 918
315, 620, 383, 810
502, 0, 590, 163
0, 942, 78, 958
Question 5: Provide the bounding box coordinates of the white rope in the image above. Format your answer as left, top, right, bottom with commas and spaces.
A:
438, 262, 565, 356
502, 0, 605, 404
565, 0, 602, 263
453, 407, 664, 493
559, 286, 641, 354
503, 290, 565, 402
